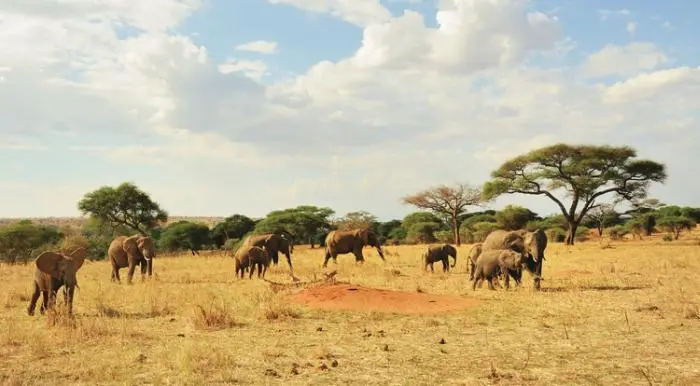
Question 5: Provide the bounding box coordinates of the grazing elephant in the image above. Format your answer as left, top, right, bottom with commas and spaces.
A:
467, 243, 483, 280
244, 233, 293, 271
472, 249, 524, 291
423, 244, 457, 272
523, 229, 547, 290
107, 235, 156, 284
322, 228, 386, 267
27, 247, 86, 316
481, 229, 547, 290
234, 245, 270, 279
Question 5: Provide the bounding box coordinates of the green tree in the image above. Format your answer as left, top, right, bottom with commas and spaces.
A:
0, 220, 63, 264
495, 205, 540, 230
77, 182, 168, 235
254, 206, 334, 247
657, 216, 695, 240
402, 183, 483, 246
210, 214, 256, 248
378, 220, 402, 242
406, 222, 440, 243
483, 144, 667, 245
402, 212, 444, 230
158, 221, 212, 253
334, 211, 378, 231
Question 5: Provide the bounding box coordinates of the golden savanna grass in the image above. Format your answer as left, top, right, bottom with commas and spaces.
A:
1, 238, 700, 385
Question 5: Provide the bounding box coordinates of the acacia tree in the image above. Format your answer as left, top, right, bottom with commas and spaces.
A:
334, 211, 378, 231
583, 204, 619, 237
483, 144, 667, 245
402, 183, 483, 246
77, 182, 168, 235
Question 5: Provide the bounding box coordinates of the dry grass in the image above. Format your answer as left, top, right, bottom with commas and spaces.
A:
2, 239, 700, 385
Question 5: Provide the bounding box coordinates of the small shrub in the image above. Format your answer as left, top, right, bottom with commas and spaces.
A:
191, 302, 243, 330
662, 234, 674, 242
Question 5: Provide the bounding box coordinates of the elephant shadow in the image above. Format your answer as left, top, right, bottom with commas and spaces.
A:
540, 284, 650, 293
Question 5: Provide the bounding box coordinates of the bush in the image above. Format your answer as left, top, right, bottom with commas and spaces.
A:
547, 228, 566, 243
606, 226, 628, 241
662, 234, 674, 242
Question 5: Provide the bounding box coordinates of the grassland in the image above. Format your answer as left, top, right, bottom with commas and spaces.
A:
1, 239, 700, 385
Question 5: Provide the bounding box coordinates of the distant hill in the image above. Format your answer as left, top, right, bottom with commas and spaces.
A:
0, 216, 227, 229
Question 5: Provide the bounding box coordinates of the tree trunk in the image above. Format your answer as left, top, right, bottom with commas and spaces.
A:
565, 221, 578, 245
452, 215, 460, 246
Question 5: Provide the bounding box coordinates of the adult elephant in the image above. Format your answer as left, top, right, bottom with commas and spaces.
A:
322, 228, 386, 267
244, 233, 293, 271
107, 235, 156, 284
481, 229, 547, 290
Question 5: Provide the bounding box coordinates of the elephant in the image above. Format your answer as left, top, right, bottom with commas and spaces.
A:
422, 244, 457, 272
322, 228, 386, 267
234, 245, 270, 279
107, 235, 156, 284
27, 247, 86, 316
523, 229, 547, 290
471, 249, 525, 291
244, 233, 293, 271
467, 243, 483, 280
481, 229, 547, 290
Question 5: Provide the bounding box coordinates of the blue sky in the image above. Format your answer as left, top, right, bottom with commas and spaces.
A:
1, 0, 698, 221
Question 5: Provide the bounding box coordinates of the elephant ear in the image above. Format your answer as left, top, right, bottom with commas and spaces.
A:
35, 251, 64, 278
123, 235, 140, 252
66, 247, 87, 271
355, 229, 369, 244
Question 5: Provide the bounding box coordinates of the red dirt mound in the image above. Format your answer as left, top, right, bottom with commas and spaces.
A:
287, 283, 479, 315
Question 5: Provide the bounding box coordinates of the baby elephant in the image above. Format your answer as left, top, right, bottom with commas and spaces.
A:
423, 244, 457, 272
235, 245, 271, 279
27, 248, 86, 316
471, 249, 524, 291
467, 243, 483, 280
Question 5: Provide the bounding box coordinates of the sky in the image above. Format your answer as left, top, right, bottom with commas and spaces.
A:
1, 0, 698, 221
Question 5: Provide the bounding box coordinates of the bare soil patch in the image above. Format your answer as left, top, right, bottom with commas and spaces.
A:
287, 283, 480, 315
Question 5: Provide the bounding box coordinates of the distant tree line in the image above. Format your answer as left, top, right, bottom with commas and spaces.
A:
1, 144, 681, 263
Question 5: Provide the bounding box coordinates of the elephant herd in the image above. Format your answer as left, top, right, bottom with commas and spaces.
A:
24, 227, 546, 317
423, 229, 548, 291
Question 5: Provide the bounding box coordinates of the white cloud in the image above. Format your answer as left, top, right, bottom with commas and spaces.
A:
219, 58, 269, 80
1, 0, 699, 219
267, 0, 391, 26
581, 42, 668, 78
235, 40, 278, 54
626, 21, 637, 37
598, 9, 630, 20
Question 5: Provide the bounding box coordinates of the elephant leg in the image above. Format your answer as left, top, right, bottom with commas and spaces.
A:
441, 258, 449, 272
112, 265, 122, 284
126, 262, 137, 284
504, 271, 511, 289
40, 291, 49, 314
472, 276, 480, 290
487, 278, 496, 290
534, 259, 543, 290
140, 260, 147, 281
469, 262, 476, 280
258, 263, 263, 278
27, 283, 40, 316
322, 249, 332, 268
249, 263, 255, 279
353, 248, 365, 263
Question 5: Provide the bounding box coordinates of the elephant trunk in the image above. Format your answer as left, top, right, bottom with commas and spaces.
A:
376, 246, 386, 261
147, 259, 153, 277
451, 254, 457, 268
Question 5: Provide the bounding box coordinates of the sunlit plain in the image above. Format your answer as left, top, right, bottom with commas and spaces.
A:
1, 237, 700, 385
